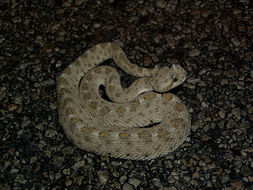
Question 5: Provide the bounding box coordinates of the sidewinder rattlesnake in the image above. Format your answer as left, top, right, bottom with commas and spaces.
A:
57, 42, 191, 160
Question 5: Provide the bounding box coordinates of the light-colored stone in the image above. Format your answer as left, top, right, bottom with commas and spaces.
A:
189, 49, 200, 57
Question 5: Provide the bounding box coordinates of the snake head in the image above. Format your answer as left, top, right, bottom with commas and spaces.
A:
152, 64, 187, 92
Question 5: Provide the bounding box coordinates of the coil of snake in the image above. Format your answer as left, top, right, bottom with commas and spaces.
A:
57, 42, 190, 160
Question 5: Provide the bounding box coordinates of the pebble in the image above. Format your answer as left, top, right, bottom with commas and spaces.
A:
73, 160, 85, 171
162, 187, 177, 190
8, 104, 17, 111
232, 181, 243, 190
93, 23, 101, 29
218, 109, 226, 119
221, 78, 228, 85
128, 178, 141, 187
75, 0, 87, 5
192, 171, 200, 179
0, 90, 6, 100
201, 102, 208, 108
189, 49, 200, 57
40, 79, 55, 86
241, 166, 253, 176
22, 119, 31, 127
153, 178, 162, 187
62, 146, 75, 155
231, 38, 240, 47
123, 183, 134, 190
167, 175, 175, 183
97, 170, 109, 184
45, 129, 58, 138
221, 174, 230, 183
120, 175, 127, 183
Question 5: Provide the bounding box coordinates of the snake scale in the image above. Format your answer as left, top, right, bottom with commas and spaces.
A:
57, 42, 190, 160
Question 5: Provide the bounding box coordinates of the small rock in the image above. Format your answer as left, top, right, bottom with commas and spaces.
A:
8, 104, 17, 111
75, 0, 87, 5
249, 176, 253, 183
30, 156, 37, 164
232, 181, 243, 190
221, 174, 230, 183
160, 187, 177, 190
120, 175, 127, 183
0, 183, 11, 190
123, 183, 134, 190
62, 146, 74, 155
231, 38, 240, 47
201, 154, 212, 164
10, 168, 19, 174
50, 102, 57, 110
224, 70, 236, 77
65, 180, 72, 186
153, 178, 162, 187
15, 174, 27, 184
22, 119, 31, 127
56, 9, 65, 14
201, 134, 211, 141
112, 182, 121, 189
221, 79, 228, 85
167, 175, 175, 183
202, 10, 210, 17
157, 0, 166, 9
183, 176, 191, 182
63, 168, 71, 175
199, 68, 208, 75
97, 170, 109, 184
187, 77, 200, 84
154, 34, 163, 43
45, 129, 57, 138
40, 79, 55, 86
0, 90, 6, 100
250, 114, 253, 121
44, 150, 51, 158
201, 102, 208, 108
192, 171, 200, 179
73, 160, 85, 170
189, 49, 200, 57
199, 160, 206, 167
232, 107, 241, 121
128, 178, 141, 187
191, 120, 203, 131
55, 172, 62, 180
183, 83, 195, 89
93, 23, 101, 28
218, 109, 226, 119
43, 43, 53, 53
241, 166, 252, 176
144, 56, 152, 66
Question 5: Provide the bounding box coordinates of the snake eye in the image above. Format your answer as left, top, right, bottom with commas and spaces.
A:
172, 76, 178, 83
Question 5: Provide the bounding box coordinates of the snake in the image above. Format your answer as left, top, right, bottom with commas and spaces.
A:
57, 42, 190, 160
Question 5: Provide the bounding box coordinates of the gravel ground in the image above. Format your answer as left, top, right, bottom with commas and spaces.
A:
0, 0, 253, 189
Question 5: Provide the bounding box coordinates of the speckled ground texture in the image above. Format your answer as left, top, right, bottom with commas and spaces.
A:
0, 0, 252, 189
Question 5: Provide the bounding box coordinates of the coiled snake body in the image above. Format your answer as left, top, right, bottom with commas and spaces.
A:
57, 42, 190, 160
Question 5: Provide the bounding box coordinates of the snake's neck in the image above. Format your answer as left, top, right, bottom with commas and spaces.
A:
106, 76, 155, 103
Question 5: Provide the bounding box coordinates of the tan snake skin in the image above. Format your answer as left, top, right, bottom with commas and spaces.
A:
57, 42, 191, 160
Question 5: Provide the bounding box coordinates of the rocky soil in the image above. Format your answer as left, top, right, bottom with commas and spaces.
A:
0, 0, 252, 189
